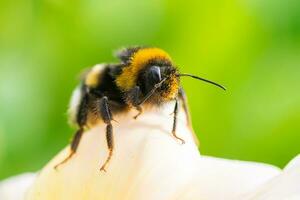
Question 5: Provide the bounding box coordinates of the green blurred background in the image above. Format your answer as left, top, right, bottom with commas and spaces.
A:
0, 0, 300, 179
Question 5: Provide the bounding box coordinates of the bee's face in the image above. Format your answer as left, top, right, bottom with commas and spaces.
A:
115, 47, 184, 102
137, 62, 180, 102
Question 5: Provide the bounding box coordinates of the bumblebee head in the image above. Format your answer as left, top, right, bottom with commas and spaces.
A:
137, 60, 180, 101
116, 47, 180, 101
115, 47, 226, 104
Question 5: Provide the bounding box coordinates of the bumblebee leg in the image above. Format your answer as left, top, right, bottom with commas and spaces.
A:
133, 79, 168, 119
54, 89, 89, 170
126, 86, 143, 119
133, 105, 143, 119
178, 88, 192, 128
172, 98, 185, 144
138, 78, 167, 105
99, 96, 114, 172
54, 128, 84, 169
178, 88, 199, 145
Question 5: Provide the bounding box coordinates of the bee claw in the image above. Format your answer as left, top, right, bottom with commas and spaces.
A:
133, 113, 141, 120
172, 132, 185, 144
100, 164, 108, 172
54, 165, 59, 171
175, 137, 185, 145
100, 167, 107, 172
133, 106, 142, 119
53, 150, 75, 170
179, 138, 185, 145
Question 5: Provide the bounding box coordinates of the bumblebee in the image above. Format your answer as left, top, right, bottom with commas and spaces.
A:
54, 47, 225, 171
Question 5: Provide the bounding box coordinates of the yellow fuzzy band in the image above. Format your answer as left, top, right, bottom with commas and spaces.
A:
85, 64, 106, 88
116, 48, 172, 91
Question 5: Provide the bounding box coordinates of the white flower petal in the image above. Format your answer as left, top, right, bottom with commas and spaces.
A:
174, 156, 281, 200
4, 104, 296, 200
236, 154, 300, 200
27, 105, 201, 200
283, 154, 300, 171
0, 173, 36, 200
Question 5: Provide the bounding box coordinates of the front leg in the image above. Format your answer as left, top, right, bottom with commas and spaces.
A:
178, 87, 199, 145
172, 98, 185, 144
126, 86, 143, 119
99, 96, 114, 172
178, 88, 192, 128
126, 78, 167, 119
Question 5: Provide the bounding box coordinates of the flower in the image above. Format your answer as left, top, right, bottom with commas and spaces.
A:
0, 173, 36, 200
0, 104, 299, 200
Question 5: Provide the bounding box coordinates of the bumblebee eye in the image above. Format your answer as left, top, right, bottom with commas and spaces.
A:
147, 66, 161, 83
141, 65, 162, 94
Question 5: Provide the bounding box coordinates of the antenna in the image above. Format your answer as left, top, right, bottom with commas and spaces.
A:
178, 73, 226, 90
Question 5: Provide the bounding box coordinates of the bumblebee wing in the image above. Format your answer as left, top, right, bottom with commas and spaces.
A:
77, 67, 91, 82
115, 47, 142, 63
179, 88, 199, 146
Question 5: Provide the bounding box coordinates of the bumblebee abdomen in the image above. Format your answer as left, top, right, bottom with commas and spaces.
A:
84, 64, 107, 88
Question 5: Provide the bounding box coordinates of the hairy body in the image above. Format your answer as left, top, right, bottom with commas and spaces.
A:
54, 47, 224, 171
